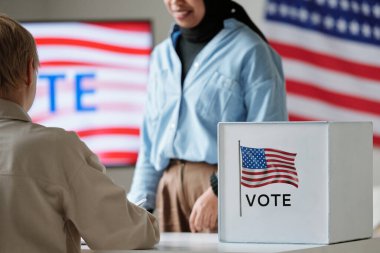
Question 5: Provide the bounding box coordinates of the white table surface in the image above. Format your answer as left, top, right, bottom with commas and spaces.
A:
82, 232, 380, 253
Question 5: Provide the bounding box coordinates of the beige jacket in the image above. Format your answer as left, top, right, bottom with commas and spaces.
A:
0, 99, 159, 253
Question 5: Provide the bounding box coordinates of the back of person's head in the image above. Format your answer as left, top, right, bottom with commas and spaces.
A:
0, 14, 39, 95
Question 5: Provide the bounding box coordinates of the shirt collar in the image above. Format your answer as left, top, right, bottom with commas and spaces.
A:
169, 18, 240, 45
0, 98, 32, 122
170, 24, 182, 47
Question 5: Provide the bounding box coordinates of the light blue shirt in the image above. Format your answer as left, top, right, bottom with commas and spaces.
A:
128, 19, 288, 210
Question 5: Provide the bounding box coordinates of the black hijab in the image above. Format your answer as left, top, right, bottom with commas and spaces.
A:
180, 0, 268, 43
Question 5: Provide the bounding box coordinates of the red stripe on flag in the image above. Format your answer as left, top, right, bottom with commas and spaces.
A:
288, 113, 314, 122
265, 148, 296, 156
287, 79, 380, 116
86, 22, 151, 32
98, 151, 138, 165
375, 136, 380, 147
267, 164, 296, 170
265, 154, 295, 162
241, 180, 298, 188
242, 175, 299, 182
77, 127, 140, 137
40, 60, 148, 72
36, 38, 151, 55
266, 159, 295, 165
242, 168, 298, 176
270, 40, 380, 82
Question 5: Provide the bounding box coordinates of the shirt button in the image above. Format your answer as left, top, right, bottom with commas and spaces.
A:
193, 62, 199, 68
170, 123, 175, 129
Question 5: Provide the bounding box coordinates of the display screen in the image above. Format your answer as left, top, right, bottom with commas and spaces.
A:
22, 20, 153, 167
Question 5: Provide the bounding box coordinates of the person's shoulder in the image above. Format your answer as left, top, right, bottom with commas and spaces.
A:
151, 24, 178, 57
30, 123, 97, 168
14, 123, 103, 187
28, 123, 87, 154
149, 37, 174, 71
151, 37, 172, 56
30, 123, 78, 141
224, 18, 265, 46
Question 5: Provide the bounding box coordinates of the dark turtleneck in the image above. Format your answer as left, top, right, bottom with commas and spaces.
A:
176, 0, 224, 84
176, 38, 206, 84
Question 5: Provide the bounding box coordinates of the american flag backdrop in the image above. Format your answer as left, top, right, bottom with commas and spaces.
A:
264, 0, 380, 147
240, 146, 299, 188
23, 21, 152, 166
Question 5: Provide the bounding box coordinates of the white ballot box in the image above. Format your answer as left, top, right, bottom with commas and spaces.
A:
218, 122, 373, 244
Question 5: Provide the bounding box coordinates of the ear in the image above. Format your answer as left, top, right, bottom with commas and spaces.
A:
25, 59, 34, 87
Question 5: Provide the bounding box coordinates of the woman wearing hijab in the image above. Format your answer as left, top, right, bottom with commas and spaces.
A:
128, 0, 288, 233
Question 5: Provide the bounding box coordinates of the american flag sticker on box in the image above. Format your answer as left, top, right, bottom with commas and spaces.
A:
240, 146, 299, 189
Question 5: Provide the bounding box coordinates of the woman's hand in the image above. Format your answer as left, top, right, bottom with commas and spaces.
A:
189, 187, 218, 233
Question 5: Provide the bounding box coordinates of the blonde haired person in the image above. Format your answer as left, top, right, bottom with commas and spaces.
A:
0, 14, 159, 253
